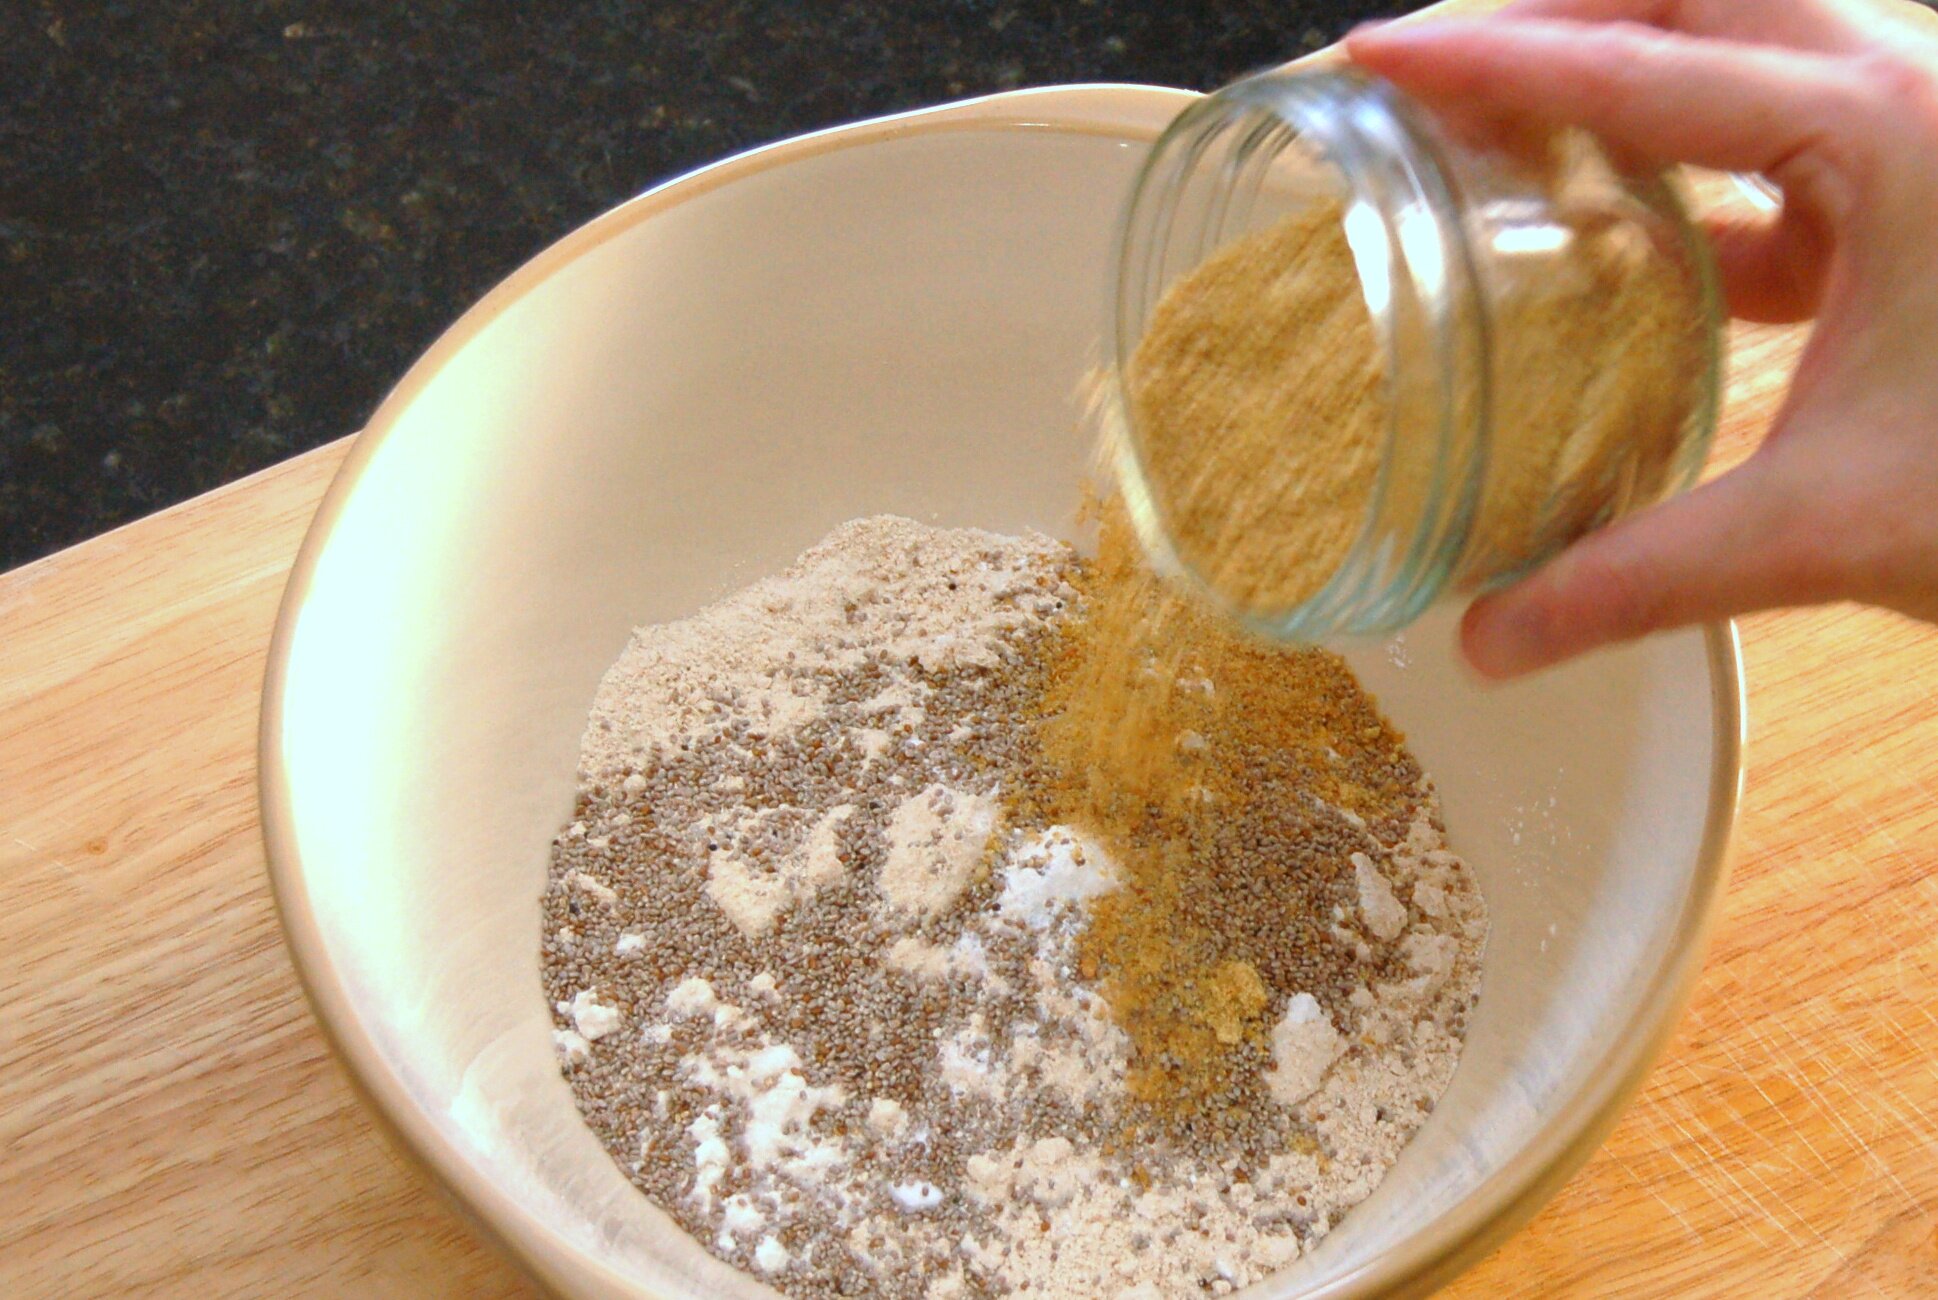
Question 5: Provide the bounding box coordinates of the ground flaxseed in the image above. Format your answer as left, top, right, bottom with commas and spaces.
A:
1125, 184, 1708, 619
1127, 197, 1383, 616
542, 514, 1486, 1299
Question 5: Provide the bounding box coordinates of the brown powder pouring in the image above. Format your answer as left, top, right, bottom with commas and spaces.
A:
1015, 496, 1427, 1133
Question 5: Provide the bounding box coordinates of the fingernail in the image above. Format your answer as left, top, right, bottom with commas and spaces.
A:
1461, 594, 1546, 679
1346, 18, 1395, 43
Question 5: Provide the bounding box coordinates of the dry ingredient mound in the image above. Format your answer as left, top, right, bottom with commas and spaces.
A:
543, 515, 1486, 1300
1127, 186, 1706, 617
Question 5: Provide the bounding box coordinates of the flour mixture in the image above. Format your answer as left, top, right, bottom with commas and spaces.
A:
541, 514, 1485, 1298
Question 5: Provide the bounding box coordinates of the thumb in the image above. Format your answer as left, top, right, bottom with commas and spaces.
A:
1460, 454, 1827, 678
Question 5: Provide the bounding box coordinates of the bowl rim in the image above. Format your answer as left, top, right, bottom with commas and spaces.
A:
258, 83, 1746, 1300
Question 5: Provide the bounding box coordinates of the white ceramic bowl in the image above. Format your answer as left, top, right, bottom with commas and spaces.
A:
261, 86, 1740, 1299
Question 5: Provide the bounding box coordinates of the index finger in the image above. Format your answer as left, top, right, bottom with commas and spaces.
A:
1346, 18, 1869, 180
1500, 0, 1869, 53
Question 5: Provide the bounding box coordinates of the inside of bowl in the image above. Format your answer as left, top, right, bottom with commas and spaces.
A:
274, 100, 1727, 1299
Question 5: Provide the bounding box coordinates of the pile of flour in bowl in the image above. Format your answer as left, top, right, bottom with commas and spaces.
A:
542, 515, 1486, 1299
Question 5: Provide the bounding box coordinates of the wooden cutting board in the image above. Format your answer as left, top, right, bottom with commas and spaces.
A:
6, 11, 1938, 1299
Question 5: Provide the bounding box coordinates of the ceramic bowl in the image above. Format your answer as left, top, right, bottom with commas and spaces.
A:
261, 85, 1740, 1299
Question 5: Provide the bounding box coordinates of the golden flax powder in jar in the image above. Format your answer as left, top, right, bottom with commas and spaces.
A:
1110, 69, 1721, 638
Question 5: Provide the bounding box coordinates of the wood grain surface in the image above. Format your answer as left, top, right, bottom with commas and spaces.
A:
0, 444, 529, 1299
7, 9, 1938, 1299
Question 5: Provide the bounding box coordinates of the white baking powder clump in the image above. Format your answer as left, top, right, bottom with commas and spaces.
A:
1352, 851, 1408, 941
552, 1029, 591, 1066
1268, 992, 1344, 1107
562, 989, 622, 1041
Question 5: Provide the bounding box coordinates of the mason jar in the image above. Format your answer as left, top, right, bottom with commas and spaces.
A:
1105, 66, 1724, 640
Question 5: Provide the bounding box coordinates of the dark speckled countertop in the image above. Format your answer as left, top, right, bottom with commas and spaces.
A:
0, 0, 1423, 571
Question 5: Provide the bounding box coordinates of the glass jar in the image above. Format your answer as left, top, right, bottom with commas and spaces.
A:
1105, 67, 1723, 640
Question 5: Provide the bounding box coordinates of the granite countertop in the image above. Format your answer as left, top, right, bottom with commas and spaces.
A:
0, 0, 1417, 571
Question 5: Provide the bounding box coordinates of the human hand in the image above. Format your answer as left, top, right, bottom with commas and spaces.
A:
1348, 0, 1938, 678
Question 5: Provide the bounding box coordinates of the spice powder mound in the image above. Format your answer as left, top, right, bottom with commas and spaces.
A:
541, 513, 1487, 1300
